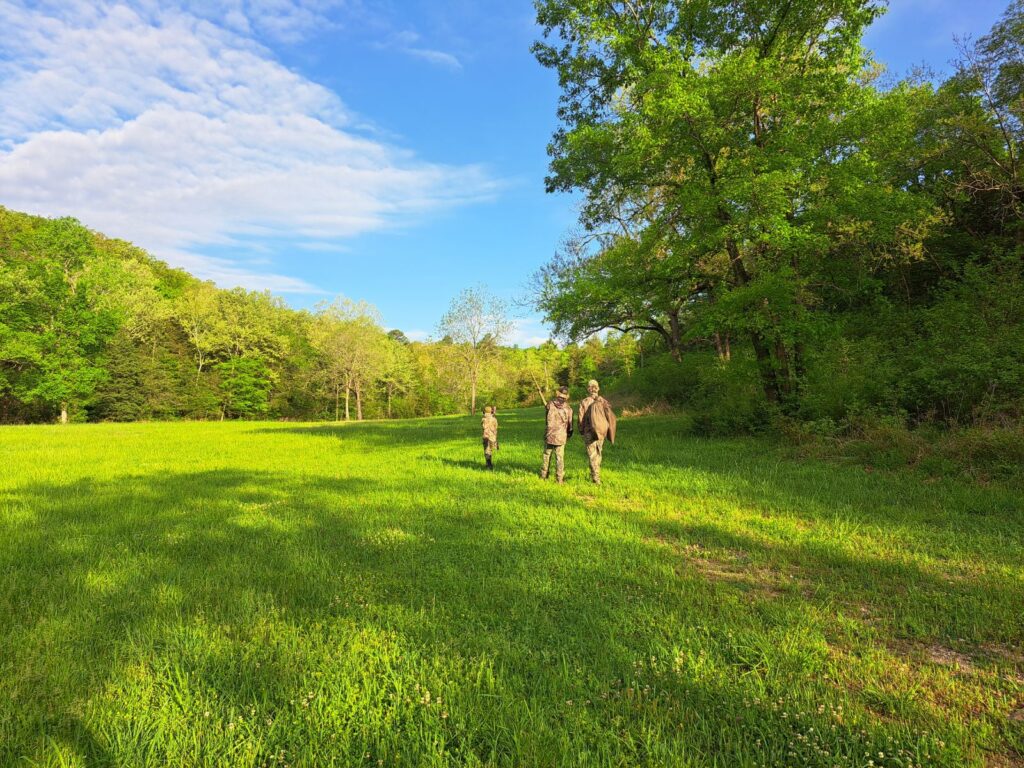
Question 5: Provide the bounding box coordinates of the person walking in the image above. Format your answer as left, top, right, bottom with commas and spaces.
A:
578, 379, 616, 485
540, 386, 573, 484
481, 405, 498, 470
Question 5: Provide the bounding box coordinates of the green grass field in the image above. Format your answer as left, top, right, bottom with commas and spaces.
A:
1, 409, 1022, 767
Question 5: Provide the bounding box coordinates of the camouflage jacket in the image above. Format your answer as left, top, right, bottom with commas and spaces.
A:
544, 397, 573, 446
481, 414, 498, 441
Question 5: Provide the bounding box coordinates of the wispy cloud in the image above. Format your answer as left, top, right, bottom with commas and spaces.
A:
383, 30, 463, 71
0, 1, 493, 292
403, 47, 463, 71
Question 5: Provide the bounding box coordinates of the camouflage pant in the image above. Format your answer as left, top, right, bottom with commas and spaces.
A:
585, 435, 604, 483
540, 443, 565, 480
482, 438, 496, 458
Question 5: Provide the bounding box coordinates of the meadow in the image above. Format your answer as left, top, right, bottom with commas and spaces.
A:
0, 409, 1021, 767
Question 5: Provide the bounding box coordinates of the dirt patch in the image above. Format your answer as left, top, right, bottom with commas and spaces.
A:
883, 640, 979, 676
979, 644, 1024, 684
985, 752, 1024, 768
926, 644, 977, 671
982, 643, 1024, 665
652, 536, 801, 597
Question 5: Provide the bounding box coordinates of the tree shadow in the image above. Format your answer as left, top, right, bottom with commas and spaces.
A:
642, 516, 1024, 645
607, 426, 1024, 562
247, 408, 550, 451
3, 409, 1020, 764
433, 456, 545, 475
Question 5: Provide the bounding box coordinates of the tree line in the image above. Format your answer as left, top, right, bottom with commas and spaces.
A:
530, 0, 1024, 432
4, 0, 1021, 431
0, 208, 642, 424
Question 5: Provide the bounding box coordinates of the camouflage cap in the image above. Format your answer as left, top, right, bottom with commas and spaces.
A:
587, 379, 600, 391
557, 386, 569, 396
483, 405, 493, 414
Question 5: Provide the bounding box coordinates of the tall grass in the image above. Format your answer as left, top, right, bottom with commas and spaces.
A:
1, 409, 1021, 766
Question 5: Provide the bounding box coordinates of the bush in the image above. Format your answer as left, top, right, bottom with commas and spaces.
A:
609, 350, 769, 435
899, 257, 1024, 423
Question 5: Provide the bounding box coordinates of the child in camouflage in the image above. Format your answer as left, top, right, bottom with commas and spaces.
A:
481, 405, 498, 470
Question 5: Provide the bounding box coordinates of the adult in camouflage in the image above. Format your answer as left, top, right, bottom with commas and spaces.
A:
578, 379, 616, 485
540, 386, 573, 484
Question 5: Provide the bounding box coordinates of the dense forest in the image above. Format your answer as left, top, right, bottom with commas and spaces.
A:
1, 0, 1022, 438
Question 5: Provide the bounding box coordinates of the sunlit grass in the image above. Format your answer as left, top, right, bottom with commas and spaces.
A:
1, 409, 1021, 767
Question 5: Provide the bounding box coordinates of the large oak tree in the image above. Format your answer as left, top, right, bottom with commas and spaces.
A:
533, 0, 935, 406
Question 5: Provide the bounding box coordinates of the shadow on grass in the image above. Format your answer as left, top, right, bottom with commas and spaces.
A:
2, 413, 1021, 764
250, 410, 1024, 639
433, 456, 544, 475
247, 407, 548, 449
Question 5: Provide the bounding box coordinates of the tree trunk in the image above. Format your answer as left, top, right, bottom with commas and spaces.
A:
713, 332, 725, 361
667, 309, 683, 362
386, 387, 393, 419
334, 383, 340, 422
793, 340, 807, 384
59, 402, 68, 424
344, 387, 350, 421
750, 332, 782, 404
470, 374, 477, 415
726, 236, 785, 404
725, 334, 731, 362
355, 382, 363, 421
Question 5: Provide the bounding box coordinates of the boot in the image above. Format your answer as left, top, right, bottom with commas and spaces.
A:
486, 456, 493, 470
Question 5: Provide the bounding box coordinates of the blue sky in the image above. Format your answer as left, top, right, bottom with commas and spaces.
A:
0, 0, 1011, 344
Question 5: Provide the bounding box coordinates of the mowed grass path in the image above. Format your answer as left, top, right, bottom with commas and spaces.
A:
1, 409, 1022, 767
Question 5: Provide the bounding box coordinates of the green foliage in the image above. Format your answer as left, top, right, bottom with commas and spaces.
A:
437, 286, 513, 414
533, 0, 941, 406
0, 211, 122, 420
531, 0, 1024, 432
217, 356, 274, 419
613, 351, 768, 434
5, 1, 1023, 431
1, 208, 608, 424
899, 256, 1024, 422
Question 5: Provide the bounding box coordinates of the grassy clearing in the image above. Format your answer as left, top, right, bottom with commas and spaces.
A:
1, 408, 1022, 767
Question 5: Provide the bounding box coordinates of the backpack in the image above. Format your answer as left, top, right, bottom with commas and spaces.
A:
585, 398, 616, 444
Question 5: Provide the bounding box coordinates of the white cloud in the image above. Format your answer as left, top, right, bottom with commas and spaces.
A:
508, 317, 551, 348
164, 248, 323, 293
0, 1, 496, 292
